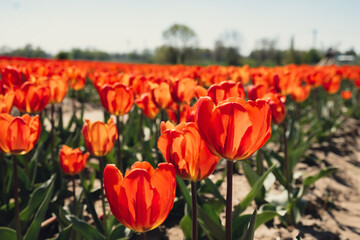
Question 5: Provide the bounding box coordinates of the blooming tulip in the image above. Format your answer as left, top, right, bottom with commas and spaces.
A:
103, 162, 176, 232
82, 118, 118, 156
59, 145, 89, 175
135, 92, 159, 119
0, 113, 41, 155
207, 81, 245, 105
196, 96, 271, 161
170, 78, 196, 104
0, 90, 15, 113
158, 121, 220, 181
14, 81, 50, 113
98, 82, 134, 116
262, 92, 286, 124
48, 75, 68, 104
151, 82, 173, 109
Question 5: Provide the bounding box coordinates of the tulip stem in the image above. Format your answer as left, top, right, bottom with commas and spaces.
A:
140, 232, 146, 240
116, 116, 123, 172
139, 109, 145, 161
72, 176, 77, 216
99, 157, 108, 236
226, 160, 233, 240
191, 181, 198, 240
13, 156, 21, 240
282, 122, 293, 226
51, 104, 55, 168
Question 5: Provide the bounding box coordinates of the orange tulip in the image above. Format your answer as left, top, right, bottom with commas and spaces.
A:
103, 162, 176, 232
196, 97, 271, 160
67, 67, 86, 90
59, 145, 89, 175
48, 75, 68, 104
158, 121, 220, 181
170, 78, 196, 104
341, 90, 352, 100
262, 92, 286, 124
14, 81, 50, 113
0, 90, 15, 113
290, 85, 310, 103
0, 113, 41, 155
135, 92, 159, 119
98, 82, 134, 116
151, 82, 173, 109
207, 81, 245, 105
82, 118, 118, 156
247, 84, 268, 101
194, 85, 208, 99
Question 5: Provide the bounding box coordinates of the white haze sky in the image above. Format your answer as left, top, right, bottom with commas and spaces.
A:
0, 0, 359, 55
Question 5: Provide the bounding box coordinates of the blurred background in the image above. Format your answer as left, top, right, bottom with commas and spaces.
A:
0, 0, 359, 66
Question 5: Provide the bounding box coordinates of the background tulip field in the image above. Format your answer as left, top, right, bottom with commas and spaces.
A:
1, 55, 360, 240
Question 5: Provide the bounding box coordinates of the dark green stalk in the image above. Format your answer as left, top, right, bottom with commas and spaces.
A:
282, 122, 293, 226
226, 160, 233, 240
13, 156, 21, 240
191, 181, 198, 240
141, 232, 146, 240
116, 116, 123, 172
72, 176, 77, 216
99, 157, 108, 237
51, 104, 55, 168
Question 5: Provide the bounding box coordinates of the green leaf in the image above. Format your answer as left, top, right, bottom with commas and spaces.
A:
109, 224, 129, 240
232, 163, 277, 218
57, 224, 73, 240
240, 210, 257, 240
197, 206, 225, 240
176, 178, 225, 240
203, 178, 226, 204
67, 216, 106, 240
23, 174, 56, 240
0, 227, 17, 240
20, 176, 54, 223
264, 151, 287, 187
79, 172, 104, 233
179, 214, 192, 240
299, 167, 337, 197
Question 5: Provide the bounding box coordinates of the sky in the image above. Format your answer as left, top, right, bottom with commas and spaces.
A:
0, 0, 359, 55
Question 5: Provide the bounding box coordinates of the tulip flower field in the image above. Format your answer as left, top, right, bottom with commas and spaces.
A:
1, 56, 360, 239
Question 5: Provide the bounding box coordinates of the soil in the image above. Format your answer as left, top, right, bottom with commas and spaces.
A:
60, 101, 360, 240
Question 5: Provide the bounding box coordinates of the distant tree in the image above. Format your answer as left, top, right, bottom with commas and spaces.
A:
163, 23, 197, 63
2, 44, 50, 58
55, 51, 70, 60
153, 45, 178, 64
303, 49, 322, 64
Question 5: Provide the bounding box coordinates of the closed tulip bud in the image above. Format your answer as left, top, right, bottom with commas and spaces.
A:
170, 78, 196, 104
0, 113, 41, 155
341, 90, 352, 100
158, 121, 220, 181
151, 82, 173, 109
59, 145, 89, 175
262, 92, 286, 124
82, 118, 118, 156
103, 162, 176, 232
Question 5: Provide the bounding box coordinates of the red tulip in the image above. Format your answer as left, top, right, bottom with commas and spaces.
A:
196, 97, 271, 160
103, 162, 176, 232
82, 118, 118, 156
158, 121, 220, 181
0, 113, 41, 155
262, 92, 286, 124
59, 145, 89, 175
207, 81, 245, 105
